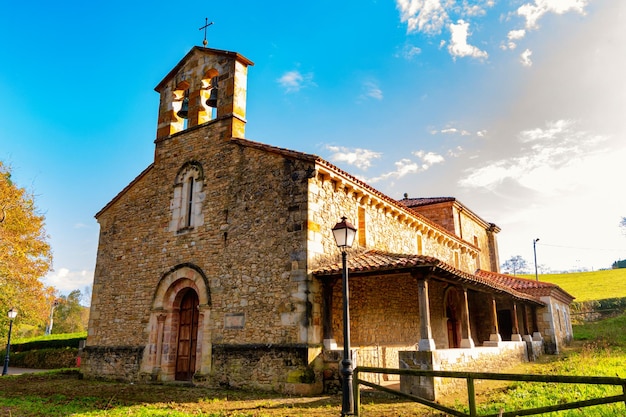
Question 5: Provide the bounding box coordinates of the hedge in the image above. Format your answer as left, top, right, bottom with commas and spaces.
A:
10, 337, 85, 353
9, 348, 78, 369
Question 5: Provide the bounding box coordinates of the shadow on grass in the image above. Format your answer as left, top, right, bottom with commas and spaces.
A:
0, 370, 429, 417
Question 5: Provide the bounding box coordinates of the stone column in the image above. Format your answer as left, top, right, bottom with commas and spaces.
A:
155, 314, 166, 370
460, 288, 475, 348
484, 296, 501, 346
322, 278, 338, 350
417, 278, 436, 351
521, 304, 532, 342
531, 305, 543, 341
511, 303, 523, 341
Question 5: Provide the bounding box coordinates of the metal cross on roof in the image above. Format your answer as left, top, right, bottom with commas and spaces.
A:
199, 18, 214, 47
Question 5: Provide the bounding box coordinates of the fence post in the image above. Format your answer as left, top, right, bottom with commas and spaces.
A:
467, 376, 477, 417
353, 367, 361, 417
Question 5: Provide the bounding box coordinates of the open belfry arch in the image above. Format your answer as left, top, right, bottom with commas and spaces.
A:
84, 40, 574, 398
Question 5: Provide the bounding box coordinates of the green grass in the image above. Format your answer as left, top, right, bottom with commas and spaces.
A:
520, 268, 626, 301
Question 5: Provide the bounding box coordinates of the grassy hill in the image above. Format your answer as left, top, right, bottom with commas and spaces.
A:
519, 268, 626, 302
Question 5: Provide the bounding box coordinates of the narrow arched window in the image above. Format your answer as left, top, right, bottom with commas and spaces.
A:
170, 162, 205, 232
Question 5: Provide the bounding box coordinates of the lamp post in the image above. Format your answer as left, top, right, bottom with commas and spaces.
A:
2, 308, 18, 376
332, 216, 357, 416
45, 299, 59, 336
533, 238, 540, 282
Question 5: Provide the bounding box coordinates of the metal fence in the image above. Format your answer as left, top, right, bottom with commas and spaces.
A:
353, 366, 626, 417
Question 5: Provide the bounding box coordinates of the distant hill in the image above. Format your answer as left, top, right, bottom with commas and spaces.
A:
518, 269, 626, 302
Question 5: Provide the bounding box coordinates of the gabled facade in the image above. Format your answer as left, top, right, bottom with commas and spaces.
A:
84, 46, 574, 397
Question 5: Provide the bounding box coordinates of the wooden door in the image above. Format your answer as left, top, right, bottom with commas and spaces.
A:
175, 290, 199, 381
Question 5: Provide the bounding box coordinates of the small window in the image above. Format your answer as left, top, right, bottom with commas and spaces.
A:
185, 176, 195, 228
416, 234, 423, 255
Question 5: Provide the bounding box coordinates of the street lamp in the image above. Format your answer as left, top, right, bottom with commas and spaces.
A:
533, 238, 540, 282
2, 308, 18, 376
332, 216, 357, 416
45, 299, 59, 336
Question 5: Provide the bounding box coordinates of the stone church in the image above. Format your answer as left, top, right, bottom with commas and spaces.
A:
83, 45, 574, 397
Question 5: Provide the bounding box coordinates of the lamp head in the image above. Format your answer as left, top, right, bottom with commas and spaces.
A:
332, 216, 357, 248
7, 308, 17, 320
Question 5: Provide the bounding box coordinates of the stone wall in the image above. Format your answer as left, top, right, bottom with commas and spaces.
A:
537, 296, 573, 354
81, 346, 144, 381
307, 168, 481, 277
404, 201, 498, 273
206, 344, 323, 395
400, 342, 532, 401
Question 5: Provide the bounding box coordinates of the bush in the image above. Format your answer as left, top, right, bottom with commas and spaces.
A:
10, 348, 78, 369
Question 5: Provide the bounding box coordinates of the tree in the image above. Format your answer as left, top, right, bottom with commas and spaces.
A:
501, 255, 528, 276
0, 161, 54, 337
53, 289, 88, 334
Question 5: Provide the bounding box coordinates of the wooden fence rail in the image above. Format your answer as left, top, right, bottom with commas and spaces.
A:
353, 366, 626, 417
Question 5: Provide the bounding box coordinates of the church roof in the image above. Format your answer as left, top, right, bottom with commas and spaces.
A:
313, 249, 545, 305
475, 269, 575, 304
399, 197, 456, 207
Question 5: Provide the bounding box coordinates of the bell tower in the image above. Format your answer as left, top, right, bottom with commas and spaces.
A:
154, 46, 254, 140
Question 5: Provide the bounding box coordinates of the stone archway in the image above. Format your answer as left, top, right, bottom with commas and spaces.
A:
140, 264, 211, 381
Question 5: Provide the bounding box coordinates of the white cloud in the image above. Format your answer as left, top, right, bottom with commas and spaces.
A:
518, 0, 587, 30
447, 146, 464, 157
44, 267, 94, 296
414, 150, 445, 167
396, 0, 449, 34
361, 80, 383, 100
505, 29, 527, 49
325, 145, 382, 170
520, 48, 533, 66
433, 126, 473, 135
508, 29, 526, 40
277, 70, 315, 93
368, 150, 444, 183
458, 119, 607, 192
448, 20, 488, 60
396, 43, 422, 60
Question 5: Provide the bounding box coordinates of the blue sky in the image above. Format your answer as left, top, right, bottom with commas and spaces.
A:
1, 0, 624, 296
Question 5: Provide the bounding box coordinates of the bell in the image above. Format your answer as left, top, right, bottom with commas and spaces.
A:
177, 91, 189, 119
206, 87, 218, 108
206, 77, 218, 108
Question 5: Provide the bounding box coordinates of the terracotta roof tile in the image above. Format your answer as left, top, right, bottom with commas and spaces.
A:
398, 197, 456, 208
475, 270, 575, 303
314, 250, 544, 305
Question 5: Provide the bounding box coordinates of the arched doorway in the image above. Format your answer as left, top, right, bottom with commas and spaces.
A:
142, 264, 211, 381
176, 289, 199, 381
445, 287, 462, 348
